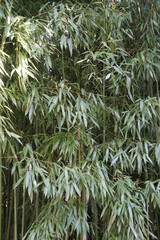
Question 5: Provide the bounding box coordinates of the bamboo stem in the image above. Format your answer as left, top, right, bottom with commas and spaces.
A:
36, 191, 39, 221
149, 79, 159, 142
62, 50, 65, 80
21, 189, 25, 239
13, 172, 17, 240
0, 147, 2, 240
102, 1, 106, 158
78, 127, 81, 167
77, 126, 81, 240
6, 190, 13, 240
155, 211, 160, 240
93, 200, 98, 240
5, 168, 10, 239
147, 203, 149, 240
35, 120, 39, 223
103, 68, 106, 157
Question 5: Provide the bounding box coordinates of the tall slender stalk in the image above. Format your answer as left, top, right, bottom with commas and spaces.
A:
147, 203, 149, 240
102, 1, 106, 157
6, 190, 13, 240
102, 3, 107, 237
78, 127, 81, 168
5, 166, 10, 239
155, 211, 160, 240
77, 126, 81, 240
0, 147, 2, 240
154, 71, 160, 238
92, 199, 98, 240
148, 75, 159, 240
103, 68, 106, 157
62, 49, 65, 80
36, 188, 39, 221
149, 79, 159, 142
13, 172, 17, 240
36, 121, 39, 222
155, 75, 160, 144
21, 189, 25, 239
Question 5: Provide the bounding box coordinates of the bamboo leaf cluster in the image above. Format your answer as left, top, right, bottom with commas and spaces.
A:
0, 0, 160, 239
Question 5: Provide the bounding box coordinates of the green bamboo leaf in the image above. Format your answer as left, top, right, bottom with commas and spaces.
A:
67, 37, 73, 56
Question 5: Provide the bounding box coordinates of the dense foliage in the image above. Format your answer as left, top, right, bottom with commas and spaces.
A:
0, 0, 160, 239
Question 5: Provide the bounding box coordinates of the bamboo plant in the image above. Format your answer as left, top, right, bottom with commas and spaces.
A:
0, 0, 159, 239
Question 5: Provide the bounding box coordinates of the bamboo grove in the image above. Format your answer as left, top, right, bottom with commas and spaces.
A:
0, 0, 160, 239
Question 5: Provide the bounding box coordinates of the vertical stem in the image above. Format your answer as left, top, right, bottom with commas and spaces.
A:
13, 172, 17, 240
36, 188, 39, 221
92, 199, 98, 240
5, 167, 10, 239
147, 203, 149, 240
0, 147, 2, 240
102, 4, 107, 238
103, 67, 106, 157
155, 211, 160, 240
6, 190, 13, 240
155, 75, 160, 143
42, 124, 46, 210
149, 79, 159, 142
21, 189, 25, 239
154, 72, 160, 240
62, 50, 65, 80
77, 126, 81, 240
102, 1, 106, 157
156, 79, 160, 115
36, 119, 39, 222
78, 127, 81, 168
148, 77, 158, 240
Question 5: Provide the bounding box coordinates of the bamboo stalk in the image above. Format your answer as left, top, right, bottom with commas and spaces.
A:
102, 4, 107, 238
5, 167, 10, 239
92, 199, 98, 240
155, 75, 160, 143
155, 211, 160, 240
147, 203, 149, 240
13, 172, 17, 240
62, 50, 65, 80
78, 127, 81, 168
6, 189, 13, 240
36, 191, 39, 221
77, 126, 81, 240
0, 147, 2, 240
35, 120, 39, 223
21, 189, 25, 239
154, 68, 160, 240
149, 79, 159, 142
147, 75, 159, 240
103, 69, 106, 157
102, 1, 106, 158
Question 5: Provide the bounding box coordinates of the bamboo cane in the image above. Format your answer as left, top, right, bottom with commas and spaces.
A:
13, 172, 17, 240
